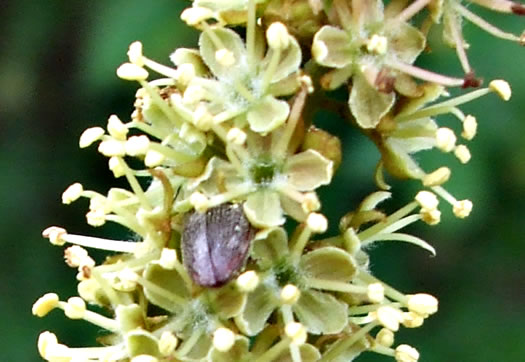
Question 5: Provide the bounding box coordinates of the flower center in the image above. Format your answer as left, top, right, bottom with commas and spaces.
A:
250, 159, 279, 186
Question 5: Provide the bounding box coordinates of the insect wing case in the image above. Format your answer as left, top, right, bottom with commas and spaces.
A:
182, 204, 255, 287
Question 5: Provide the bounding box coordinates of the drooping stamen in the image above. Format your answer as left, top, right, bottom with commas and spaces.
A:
386, 59, 465, 87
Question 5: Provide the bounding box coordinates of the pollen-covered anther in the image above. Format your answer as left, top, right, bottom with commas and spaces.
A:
461, 115, 477, 140
280, 284, 301, 305
402, 311, 424, 328
285, 322, 307, 345
64, 296, 86, 319
64, 245, 95, 268
112, 268, 139, 292
108, 157, 125, 178
454, 144, 471, 164
453, 199, 473, 218
189, 191, 210, 213
175, 63, 196, 86
86, 209, 106, 227
215, 48, 236, 67
107, 114, 129, 140
144, 149, 165, 167
236, 270, 259, 292
422, 167, 451, 187
266, 22, 290, 50
435, 127, 457, 152
180, 6, 214, 26
415, 191, 439, 211
376, 306, 403, 331
193, 104, 213, 131
367, 282, 385, 303
62, 182, 83, 204
77, 279, 100, 304
213, 327, 236, 352
116, 62, 149, 81
98, 139, 126, 157
395, 344, 420, 362
127, 41, 144, 66
183, 84, 206, 104
38, 331, 59, 359
42, 226, 67, 246
125, 135, 150, 156
420, 208, 441, 225
227, 127, 247, 145
367, 34, 388, 54
32, 293, 59, 317
159, 331, 179, 356
79, 127, 105, 148
306, 212, 328, 233
376, 328, 395, 347
489, 79, 511, 101
159, 248, 178, 270
301, 192, 320, 213
407, 293, 438, 316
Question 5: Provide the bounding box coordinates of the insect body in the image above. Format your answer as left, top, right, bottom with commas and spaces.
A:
182, 203, 256, 287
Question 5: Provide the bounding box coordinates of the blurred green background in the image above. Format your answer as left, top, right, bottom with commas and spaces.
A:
0, 1, 523, 361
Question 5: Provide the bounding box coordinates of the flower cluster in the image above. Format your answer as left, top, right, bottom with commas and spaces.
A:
34, 0, 522, 361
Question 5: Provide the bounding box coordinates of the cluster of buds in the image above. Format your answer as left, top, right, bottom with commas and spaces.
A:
33, 0, 522, 361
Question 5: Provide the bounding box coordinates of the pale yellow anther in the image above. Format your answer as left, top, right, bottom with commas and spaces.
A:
32, 293, 59, 317
112, 268, 139, 292
454, 144, 471, 164
376, 328, 395, 347
43, 342, 72, 362
376, 306, 403, 331
300, 74, 315, 93
64, 245, 95, 268
280, 284, 301, 305
367, 282, 385, 303
62, 183, 83, 204
77, 279, 99, 303
395, 344, 420, 362
435, 127, 456, 153
489, 79, 511, 101
285, 322, 307, 345
461, 115, 477, 140
79, 127, 105, 148
367, 34, 388, 54
42, 226, 67, 246
38, 331, 58, 359
213, 327, 236, 352
116, 63, 149, 81
407, 293, 438, 316
131, 355, 159, 362
189, 191, 209, 213
180, 122, 206, 144
420, 208, 441, 225
64, 296, 86, 319
236, 270, 259, 292
306, 212, 328, 233
226, 127, 247, 145
402, 311, 425, 328
127, 41, 144, 66
176, 63, 196, 86
453, 199, 473, 218
415, 191, 439, 211
86, 209, 106, 227
215, 48, 236, 67
159, 331, 179, 356
98, 139, 126, 157
108, 157, 125, 178
125, 135, 150, 156
266, 22, 290, 50
159, 248, 178, 270
144, 149, 165, 167
301, 192, 320, 213
107, 114, 128, 140
193, 104, 213, 131
183, 84, 206, 104
422, 167, 451, 187
180, 6, 214, 25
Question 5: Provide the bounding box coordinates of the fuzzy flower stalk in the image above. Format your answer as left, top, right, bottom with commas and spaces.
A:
34, 0, 521, 361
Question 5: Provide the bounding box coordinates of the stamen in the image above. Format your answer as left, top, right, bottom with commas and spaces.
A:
456, 4, 522, 42
396, 0, 432, 22
386, 59, 465, 87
